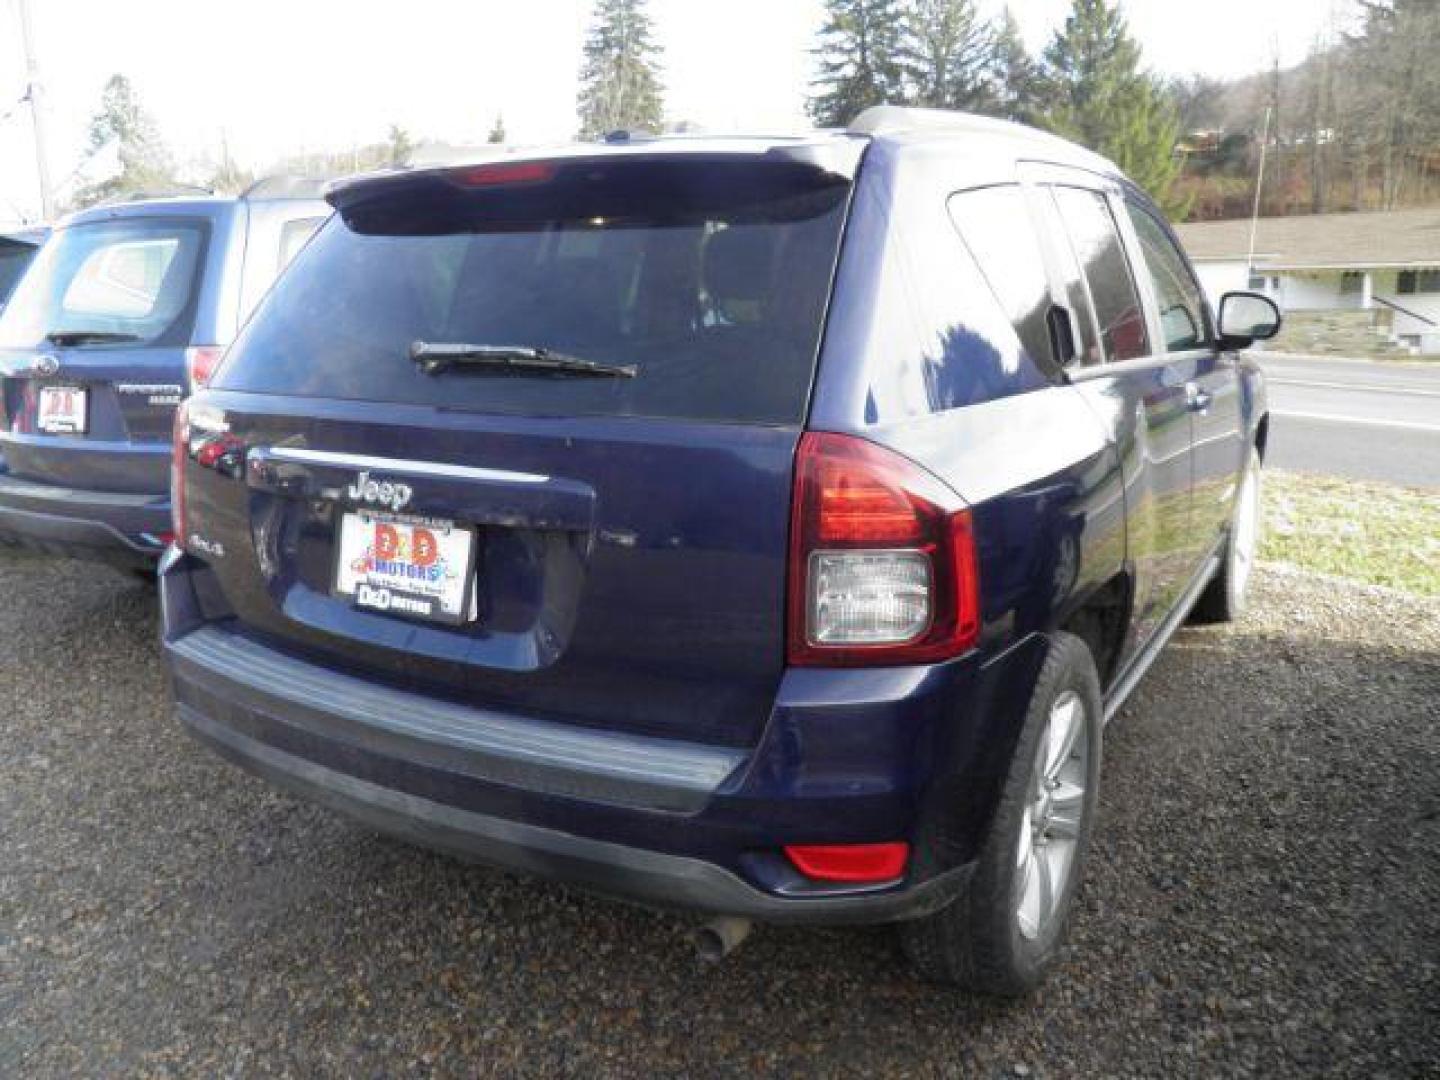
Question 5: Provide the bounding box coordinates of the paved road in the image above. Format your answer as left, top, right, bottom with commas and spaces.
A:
1256, 352, 1440, 487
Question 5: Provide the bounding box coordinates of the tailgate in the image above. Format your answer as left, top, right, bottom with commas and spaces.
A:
182, 396, 798, 747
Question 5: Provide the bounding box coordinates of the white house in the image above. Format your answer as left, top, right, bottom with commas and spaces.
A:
1175, 207, 1440, 352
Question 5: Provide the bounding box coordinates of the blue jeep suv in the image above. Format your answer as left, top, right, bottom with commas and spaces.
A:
0, 182, 327, 568
161, 108, 1276, 993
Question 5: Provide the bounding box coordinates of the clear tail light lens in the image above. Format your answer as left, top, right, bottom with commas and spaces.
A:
787, 432, 980, 666
809, 550, 931, 644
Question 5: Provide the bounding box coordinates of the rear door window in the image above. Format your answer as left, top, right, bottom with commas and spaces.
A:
0, 219, 207, 348
1028, 188, 1102, 366
216, 159, 850, 425
1124, 200, 1209, 351
946, 185, 1055, 374
1049, 187, 1150, 363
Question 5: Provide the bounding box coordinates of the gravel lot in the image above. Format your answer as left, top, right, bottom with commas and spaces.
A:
1, 549, 1437, 1077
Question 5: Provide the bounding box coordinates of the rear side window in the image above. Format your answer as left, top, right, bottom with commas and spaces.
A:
0, 219, 207, 348
946, 185, 1054, 373
217, 160, 850, 425
1050, 187, 1150, 363
1124, 201, 1208, 351
277, 216, 325, 272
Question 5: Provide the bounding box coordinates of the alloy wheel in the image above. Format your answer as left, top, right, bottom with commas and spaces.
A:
1015, 689, 1089, 940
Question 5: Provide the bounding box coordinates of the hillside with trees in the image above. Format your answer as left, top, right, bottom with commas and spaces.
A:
1173, 0, 1440, 219
808, 0, 1186, 213
57, 0, 1440, 223
809, 0, 1440, 221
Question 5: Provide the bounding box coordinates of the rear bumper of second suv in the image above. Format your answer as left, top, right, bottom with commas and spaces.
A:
0, 469, 171, 568
161, 550, 1047, 924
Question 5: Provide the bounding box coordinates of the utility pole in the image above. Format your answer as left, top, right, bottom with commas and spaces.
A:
1246, 106, 1272, 278
17, 0, 55, 220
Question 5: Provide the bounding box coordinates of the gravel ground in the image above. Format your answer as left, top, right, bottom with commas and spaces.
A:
1, 549, 1437, 1077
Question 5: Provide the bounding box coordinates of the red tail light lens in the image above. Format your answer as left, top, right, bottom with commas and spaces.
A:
787, 432, 980, 666
185, 345, 224, 390
171, 399, 189, 545
784, 842, 910, 883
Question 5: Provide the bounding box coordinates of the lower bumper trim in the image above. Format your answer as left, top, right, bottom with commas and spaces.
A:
181, 703, 970, 925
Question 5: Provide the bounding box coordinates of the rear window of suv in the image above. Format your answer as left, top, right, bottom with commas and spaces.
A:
0, 218, 208, 348
215, 158, 851, 425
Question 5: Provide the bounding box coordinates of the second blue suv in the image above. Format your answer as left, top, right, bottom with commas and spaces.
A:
0, 181, 327, 568
161, 109, 1277, 993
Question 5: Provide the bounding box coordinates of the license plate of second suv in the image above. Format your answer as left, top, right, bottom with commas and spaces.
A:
333, 509, 476, 625
37, 386, 88, 434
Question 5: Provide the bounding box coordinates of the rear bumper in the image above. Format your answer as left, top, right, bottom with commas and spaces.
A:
162, 552, 1043, 924
0, 471, 169, 567
181, 701, 969, 923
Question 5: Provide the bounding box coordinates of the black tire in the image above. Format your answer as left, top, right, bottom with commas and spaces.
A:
899, 631, 1103, 995
1190, 446, 1262, 624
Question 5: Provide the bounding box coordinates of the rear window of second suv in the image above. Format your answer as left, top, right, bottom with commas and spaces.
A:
0, 218, 208, 348
215, 158, 852, 425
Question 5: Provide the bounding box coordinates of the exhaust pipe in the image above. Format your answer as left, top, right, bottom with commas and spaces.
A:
691, 916, 752, 962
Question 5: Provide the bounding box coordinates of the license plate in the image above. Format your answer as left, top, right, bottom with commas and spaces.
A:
333, 509, 477, 626
37, 386, 88, 434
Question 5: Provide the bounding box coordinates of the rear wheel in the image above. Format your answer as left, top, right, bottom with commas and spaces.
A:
1190, 445, 1262, 624
900, 632, 1102, 994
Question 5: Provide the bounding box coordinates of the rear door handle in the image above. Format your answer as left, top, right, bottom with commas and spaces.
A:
1185, 382, 1212, 413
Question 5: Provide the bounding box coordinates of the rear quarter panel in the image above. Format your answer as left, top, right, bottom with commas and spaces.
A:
810, 137, 1127, 656
804, 138, 1127, 866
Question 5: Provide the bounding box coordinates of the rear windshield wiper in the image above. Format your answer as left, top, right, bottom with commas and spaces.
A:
409, 341, 636, 378
45, 330, 141, 346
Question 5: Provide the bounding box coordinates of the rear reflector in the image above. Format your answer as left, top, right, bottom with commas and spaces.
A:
185, 345, 224, 390
787, 432, 980, 666
784, 842, 910, 883
450, 161, 555, 187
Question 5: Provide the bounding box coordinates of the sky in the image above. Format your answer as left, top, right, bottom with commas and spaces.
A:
0, 0, 1351, 227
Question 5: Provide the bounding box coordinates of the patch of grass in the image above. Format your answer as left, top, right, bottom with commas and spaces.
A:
1262, 469, 1440, 596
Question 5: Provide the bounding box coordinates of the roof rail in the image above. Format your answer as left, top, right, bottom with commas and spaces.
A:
99, 184, 214, 205
241, 174, 332, 200
848, 105, 1045, 141
847, 105, 1121, 176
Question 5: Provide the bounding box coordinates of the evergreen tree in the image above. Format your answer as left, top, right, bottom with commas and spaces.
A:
904, 0, 993, 112
577, 0, 664, 138
989, 7, 1043, 123
1042, 0, 1184, 214
488, 114, 507, 144
808, 0, 910, 127
73, 75, 174, 207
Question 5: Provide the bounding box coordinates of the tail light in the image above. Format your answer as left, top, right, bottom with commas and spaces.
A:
171, 399, 189, 545
184, 345, 224, 390
784, 842, 910, 883
787, 432, 980, 666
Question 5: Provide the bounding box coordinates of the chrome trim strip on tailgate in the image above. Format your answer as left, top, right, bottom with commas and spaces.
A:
168, 625, 745, 812
261, 447, 549, 485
